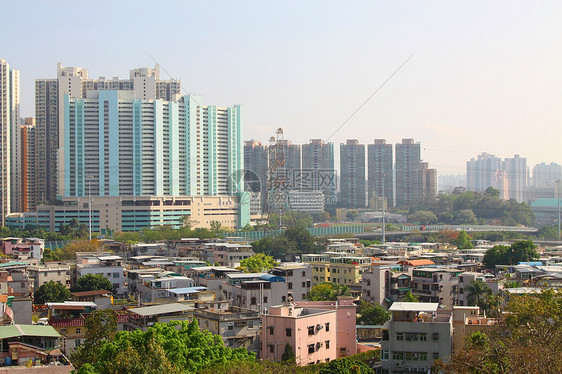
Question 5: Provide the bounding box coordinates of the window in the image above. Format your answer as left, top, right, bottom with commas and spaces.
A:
308, 326, 315, 335
433, 352, 439, 359
308, 344, 315, 354
420, 333, 427, 341
288, 282, 293, 289
263, 296, 268, 303
420, 352, 428, 361
433, 333, 439, 341
396, 333, 404, 341
228, 324, 234, 330
113, 272, 119, 278
381, 349, 389, 360
286, 328, 292, 337
302, 282, 306, 287
325, 322, 330, 332
325, 340, 330, 349
76, 328, 81, 334
393, 352, 404, 360
269, 326, 274, 335
270, 345, 275, 353
282, 296, 286, 302
307, 281, 311, 287
302, 271, 306, 276
248, 321, 254, 329
251, 297, 256, 305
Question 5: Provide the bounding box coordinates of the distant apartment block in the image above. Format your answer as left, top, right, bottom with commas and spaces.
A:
35, 63, 181, 205
0, 59, 21, 223
395, 139, 421, 207
20, 118, 36, 211
301, 139, 335, 204
368, 139, 394, 207
340, 140, 366, 208
532, 162, 561, 187
244, 140, 269, 213
62, 90, 242, 198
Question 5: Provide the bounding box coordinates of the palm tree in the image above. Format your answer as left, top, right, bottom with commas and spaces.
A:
466, 279, 492, 312
401, 290, 419, 302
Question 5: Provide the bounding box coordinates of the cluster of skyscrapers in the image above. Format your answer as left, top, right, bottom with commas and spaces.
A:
244, 137, 438, 212
466, 152, 561, 203
0, 59, 247, 231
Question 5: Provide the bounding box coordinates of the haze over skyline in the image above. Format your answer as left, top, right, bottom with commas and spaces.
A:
2, 1, 561, 175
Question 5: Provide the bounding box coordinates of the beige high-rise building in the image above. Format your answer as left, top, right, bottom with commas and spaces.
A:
0, 59, 21, 225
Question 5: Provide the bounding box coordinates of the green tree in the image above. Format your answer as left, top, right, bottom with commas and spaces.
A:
281, 343, 296, 364
454, 210, 478, 225
210, 220, 223, 234
34, 280, 71, 304
455, 230, 474, 249
76, 319, 255, 374
239, 253, 279, 273
73, 274, 114, 293
483, 240, 539, 269
319, 357, 374, 374
72, 309, 118, 368
308, 282, 350, 301
485, 187, 500, 198
346, 210, 359, 222
408, 210, 438, 225
357, 301, 390, 325
466, 279, 492, 312
400, 291, 419, 302
537, 224, 559, 240
42, 247, 61, 262
437, 289, 562, 373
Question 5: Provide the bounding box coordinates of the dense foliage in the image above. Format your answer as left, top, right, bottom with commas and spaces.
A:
239, 253, 279, 273
73, 274, 114, 293
407, 188, 534, 226
76, 319, 255, 374
34, 280, 71, 304
482, 240, 539, 269
455, 230, 474, 249
251, 227, 317, 258
72, 309, 118, 368
357, 301, 391, 325
308, 282, 350, 301
434, 289, 562, 373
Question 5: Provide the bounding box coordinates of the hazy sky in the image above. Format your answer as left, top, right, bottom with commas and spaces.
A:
2, 0, 562, 175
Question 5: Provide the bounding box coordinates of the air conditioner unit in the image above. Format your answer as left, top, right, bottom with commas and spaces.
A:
405, 367, 412, 372
316, 342, 322, 348
316, 324, 323, 330
395, 362, 403, 368
227, 322, 234, 327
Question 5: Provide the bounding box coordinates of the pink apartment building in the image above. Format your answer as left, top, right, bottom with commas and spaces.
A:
261, 298, 357, 365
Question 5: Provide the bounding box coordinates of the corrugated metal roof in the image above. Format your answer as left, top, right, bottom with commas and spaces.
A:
167, 287, 207, 294
128, 303, 194, 317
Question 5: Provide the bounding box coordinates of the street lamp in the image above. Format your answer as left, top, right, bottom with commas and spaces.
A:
382, 173, 386, 244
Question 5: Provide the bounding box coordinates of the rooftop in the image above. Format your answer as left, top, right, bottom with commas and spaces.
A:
128, 303, 194, 317
0, 324, 60, 340
389, 302, 439, 313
